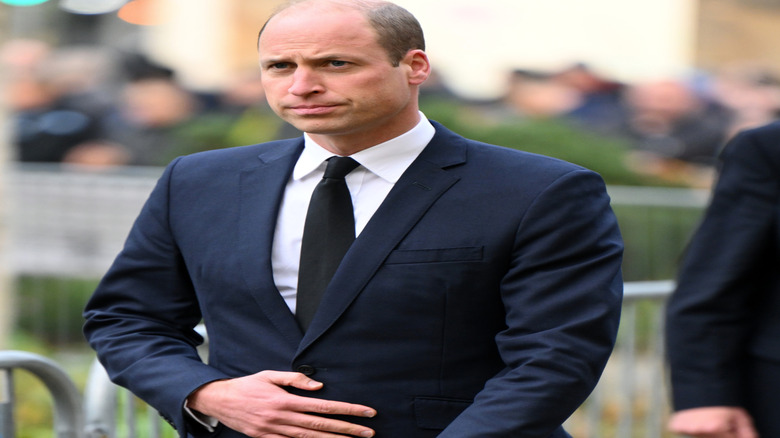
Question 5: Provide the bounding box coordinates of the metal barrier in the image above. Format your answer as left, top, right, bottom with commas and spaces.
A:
0, 351, 84, 438
83, 325, 208, 438
566, 280, 675, 437
83, 360, 118, 438
83, 359, 169, 438
4, 164, 161, 278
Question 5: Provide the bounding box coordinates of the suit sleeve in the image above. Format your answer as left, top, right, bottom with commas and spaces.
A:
665, 128, 780, 410
440, 168, 624, 437
83, 158, 230, 437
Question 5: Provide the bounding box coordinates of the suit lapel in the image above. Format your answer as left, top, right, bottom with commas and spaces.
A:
298, 124, 468, 352
238, 140, 305, 342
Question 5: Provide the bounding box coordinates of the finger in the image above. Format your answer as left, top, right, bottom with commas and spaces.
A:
240, 408, 375, 437
277, 417, 375, 438
258, 371, 377, 418
293, 396, 377, 419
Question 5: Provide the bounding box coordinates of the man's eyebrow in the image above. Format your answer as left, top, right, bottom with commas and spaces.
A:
316, 53, 353, 59
259, 53, 363, 67
259, 56, 290, 65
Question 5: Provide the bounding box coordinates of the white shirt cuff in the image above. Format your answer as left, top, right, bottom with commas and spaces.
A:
183, 399, 219, 432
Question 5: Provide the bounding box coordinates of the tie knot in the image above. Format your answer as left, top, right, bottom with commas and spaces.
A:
323, 156, 359, 179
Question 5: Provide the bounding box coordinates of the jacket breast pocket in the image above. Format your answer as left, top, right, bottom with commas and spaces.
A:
384, 246, 483, 265
414, 396, 473, 430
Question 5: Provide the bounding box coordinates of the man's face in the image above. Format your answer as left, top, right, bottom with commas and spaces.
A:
258, 6, 424, 151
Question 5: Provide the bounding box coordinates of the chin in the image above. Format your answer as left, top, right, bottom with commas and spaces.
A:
290, 121, 345, 135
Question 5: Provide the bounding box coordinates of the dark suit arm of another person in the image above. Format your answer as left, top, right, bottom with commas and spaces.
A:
83, 158, 232, 436
440, 168, 624, 437
665, 128, 780, 410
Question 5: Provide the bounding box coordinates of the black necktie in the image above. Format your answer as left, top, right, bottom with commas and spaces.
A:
296, 156, 360, 331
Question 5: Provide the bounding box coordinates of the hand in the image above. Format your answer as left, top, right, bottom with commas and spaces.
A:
187, 370, 377, 437
668, 406, 758, 438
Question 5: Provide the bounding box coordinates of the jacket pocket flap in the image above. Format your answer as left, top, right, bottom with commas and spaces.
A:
414, 396, 472, 430
385, 247, 483, 265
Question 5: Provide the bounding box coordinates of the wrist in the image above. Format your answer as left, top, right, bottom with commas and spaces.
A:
187, 379, 228, 416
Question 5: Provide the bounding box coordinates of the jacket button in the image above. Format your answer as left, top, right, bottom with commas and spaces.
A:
297, 365, 316, 376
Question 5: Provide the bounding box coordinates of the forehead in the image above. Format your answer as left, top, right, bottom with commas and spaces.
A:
259, 6, 380, 57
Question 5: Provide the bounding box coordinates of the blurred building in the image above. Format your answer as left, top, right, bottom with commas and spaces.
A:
0, 0, 780, 102
696, 0, 780, 74
1, 0, 780, 99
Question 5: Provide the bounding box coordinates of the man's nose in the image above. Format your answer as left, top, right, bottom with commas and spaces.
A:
288, 68, 324, 95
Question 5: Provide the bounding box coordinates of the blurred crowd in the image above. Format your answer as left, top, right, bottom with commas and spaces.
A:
1, 39, 300, 168
3, 39, 780, 185
483, 62, 780, 186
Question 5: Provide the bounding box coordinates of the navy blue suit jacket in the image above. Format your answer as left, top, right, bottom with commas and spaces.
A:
666, 121, 780, 411
84, 121, 623, 437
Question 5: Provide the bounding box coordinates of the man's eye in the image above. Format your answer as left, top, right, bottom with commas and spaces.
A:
269, 62, 290, 69
329, 60, 348, 67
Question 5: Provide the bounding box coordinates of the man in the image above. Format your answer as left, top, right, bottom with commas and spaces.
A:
83, 1, 623, 437
666, 121, 780, 438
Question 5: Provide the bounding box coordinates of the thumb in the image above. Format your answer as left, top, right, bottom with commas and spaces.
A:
262, 370, 324, 392
292, 376, 324, 391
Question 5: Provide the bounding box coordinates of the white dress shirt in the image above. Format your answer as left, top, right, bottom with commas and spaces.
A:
272, 113, 435, 312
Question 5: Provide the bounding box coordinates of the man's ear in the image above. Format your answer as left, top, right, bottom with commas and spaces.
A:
402, 49, 431, 86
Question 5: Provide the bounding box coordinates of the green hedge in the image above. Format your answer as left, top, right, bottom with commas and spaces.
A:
14, 276, 98, 346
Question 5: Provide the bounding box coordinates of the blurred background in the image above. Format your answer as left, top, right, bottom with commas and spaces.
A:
0, 0, 779, 437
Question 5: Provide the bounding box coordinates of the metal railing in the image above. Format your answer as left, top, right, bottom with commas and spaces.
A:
3, 165, 161, 278
82, 325, 208, 438
0, 351, 84, 438
565, 281, 675, 437
83, 359, 171, 438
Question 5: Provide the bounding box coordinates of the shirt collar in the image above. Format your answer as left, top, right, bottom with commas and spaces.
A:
293, 112, 435, 183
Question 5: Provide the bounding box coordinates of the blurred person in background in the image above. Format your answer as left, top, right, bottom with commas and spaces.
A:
551, 63, 626, 134
470, 68, 587, 129
617, 78, 731, 187
0, 38, 51, 78
502, 68, 583, 121
1, 40, 130, 166
484, 64, 625, 132
711, 64, 780, 139
113, 73, 204, 166
665, 120, 780, 438
111, 57, 301, 167
214, 69, 302, 145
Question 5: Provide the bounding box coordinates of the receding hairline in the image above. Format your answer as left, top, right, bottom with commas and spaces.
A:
259, 0, 387, 38
257, 0, 425, 66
